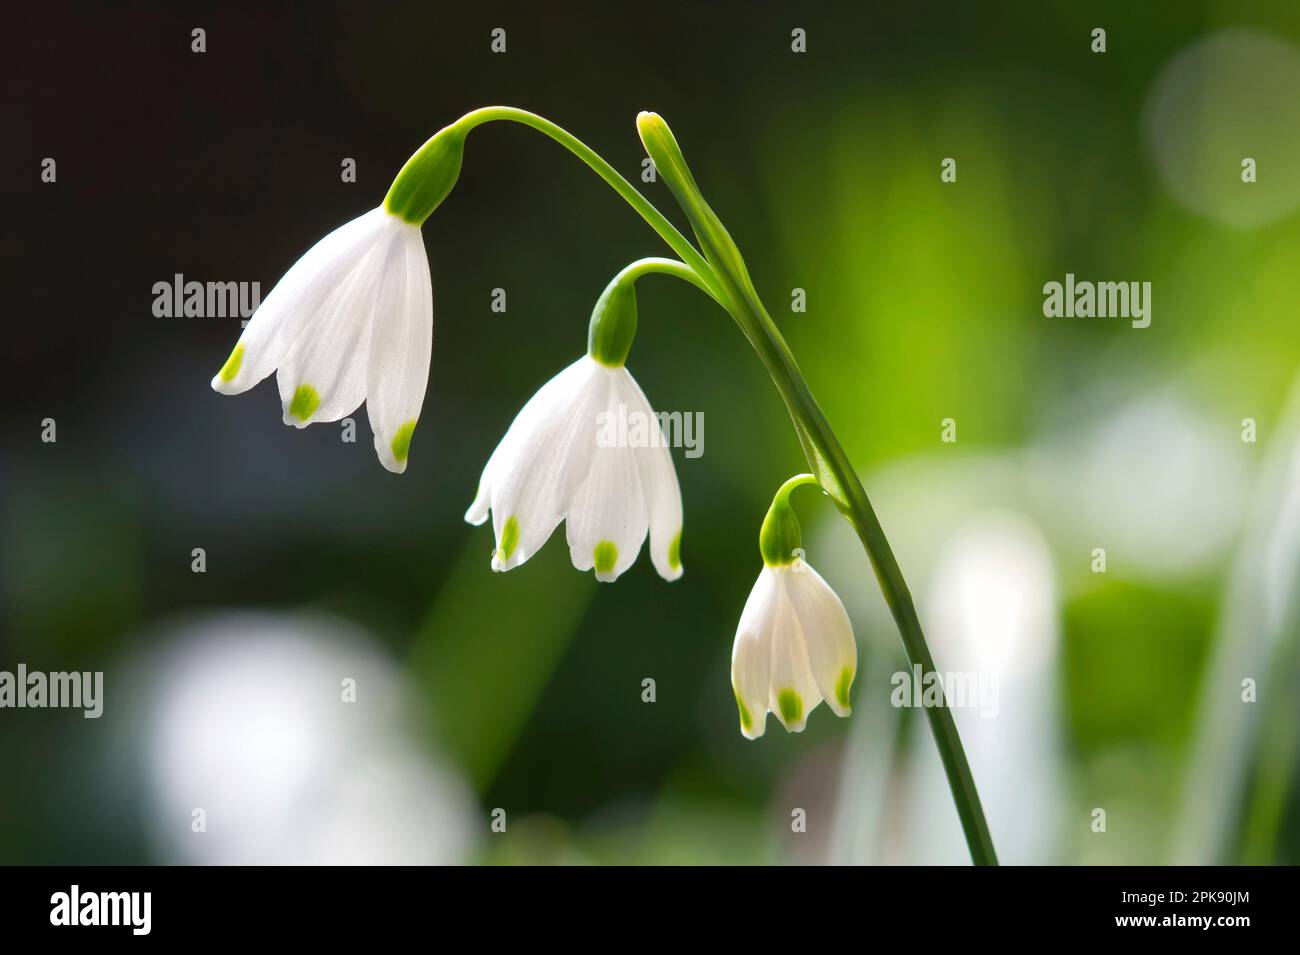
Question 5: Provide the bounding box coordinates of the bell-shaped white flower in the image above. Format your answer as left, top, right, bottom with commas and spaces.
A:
464, 354, 684, 583
731, 475, 857, 739
210, 206, 432, 474
731, 560, 857, 738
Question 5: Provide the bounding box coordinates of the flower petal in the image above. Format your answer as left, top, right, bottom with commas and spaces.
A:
365, 222, 433, 473
276, 224, 404, 428
482, 357, 607, 571
617, 367, 684, 582
784, 561, 857, 717
565, 440, 649, 582
767, 569, 823, 733
464, 478, 492, 526
732, 567, 778, 739
211, 207, 391, 396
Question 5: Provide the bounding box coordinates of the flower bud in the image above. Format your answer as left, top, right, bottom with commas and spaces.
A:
383, 123, 467, 225
586, 274, 639, 367
759, 474, 816, 566
636, 112, 758, 304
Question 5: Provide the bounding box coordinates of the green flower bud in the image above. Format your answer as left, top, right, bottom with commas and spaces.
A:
636, 112, 759, 306
384, 123, 467, 225
587, 273, 639, 367
758, 474, 820, 566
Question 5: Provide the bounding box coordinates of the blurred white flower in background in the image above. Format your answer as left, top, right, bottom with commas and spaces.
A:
898, 511, 1064, 864
816, 374, 1252, 864
1144, 28, 1300, 229
136, 612, 476, 865
1177, 376, 1300, 862
814, 459, 1065, 864
1030, 388, 1251, 584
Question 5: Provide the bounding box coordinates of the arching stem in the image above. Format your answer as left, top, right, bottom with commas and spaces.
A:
439, 107, 998, 866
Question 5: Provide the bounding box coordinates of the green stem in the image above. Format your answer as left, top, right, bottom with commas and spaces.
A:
447, 107, 998, 866
637, 111, 997, 864
731, 286, 999, 866
609, 256, 715, 297
759, 473, 821, 566
452, 107, 724, 302
588, 258, 716, 366
772, 472, 821, 504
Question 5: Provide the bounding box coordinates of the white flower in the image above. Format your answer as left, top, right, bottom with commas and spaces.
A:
464, 354, 683, 583
211, 206, 433, 474
731, 559, 857, 739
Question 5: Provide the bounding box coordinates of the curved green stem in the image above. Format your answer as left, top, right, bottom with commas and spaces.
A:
608, 256, 715, 298
733, 287, 999, 866
760, 473, 821, 566
439, 106, 998, 866
587, 257, 717, 367
452, 107, 724, 302
636, 112, 997, 864
772, 471, 821, 504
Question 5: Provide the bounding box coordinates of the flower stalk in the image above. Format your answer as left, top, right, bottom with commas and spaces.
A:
587, 258, 711, 367
407, 107, 999, 864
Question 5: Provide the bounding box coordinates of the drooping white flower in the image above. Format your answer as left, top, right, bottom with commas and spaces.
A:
464, 354, 683, 583
211, 206, 432, 474
732, 485, 857, 739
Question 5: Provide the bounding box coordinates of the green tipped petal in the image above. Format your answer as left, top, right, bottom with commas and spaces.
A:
500, 515, 520, 560
593, 540, 618, 576
777, 688, 803, 726
835, 667, 854, 712
734, 689, 752, 732
391, 419, 417, 463
289, 384, 321, 422
668, 530, 682, 571
218, 344, 244, 383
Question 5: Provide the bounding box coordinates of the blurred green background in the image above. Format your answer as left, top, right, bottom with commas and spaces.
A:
4, 0, 1300, 864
